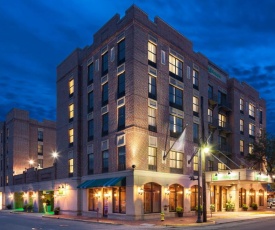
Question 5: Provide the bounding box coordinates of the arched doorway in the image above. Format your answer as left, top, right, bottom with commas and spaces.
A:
168, 184, 183, 212
190, 185, 202, 211
249, 188, 256, 207
239, 188, 246, 208
144, 182, 161, 213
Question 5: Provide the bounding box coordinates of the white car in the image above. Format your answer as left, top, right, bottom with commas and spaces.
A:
267, 198, 275, 208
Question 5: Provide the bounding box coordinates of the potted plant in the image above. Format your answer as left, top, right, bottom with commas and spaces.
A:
225, 201, 235, 211
242, 204, 248, 211
195, 205, 203, 215
6, 204, 12, 210
27, 204, 33, 212
210, 204, 215, 212
54, 207, 60, 215
176, 206, 183, 217
251, 203, 258, 210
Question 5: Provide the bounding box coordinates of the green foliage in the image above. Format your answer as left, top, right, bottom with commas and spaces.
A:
210, 204, 215, 212
242, 204, 248, 210
195, 205, 203, 211
176, 206, 183, 213
251, 203, 258, 210
225, 201, 235, 211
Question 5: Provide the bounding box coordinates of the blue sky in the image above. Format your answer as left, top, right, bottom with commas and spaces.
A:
0, 0, 275, 135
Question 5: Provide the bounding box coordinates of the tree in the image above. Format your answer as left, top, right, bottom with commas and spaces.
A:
245, 130, 275, 174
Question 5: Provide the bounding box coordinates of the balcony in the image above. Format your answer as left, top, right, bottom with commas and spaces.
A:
218, 101, 232, 112
208, 116, 218, 130
217, 144, 232, 155
218, 120, 232, 134
208, 92, 218, 107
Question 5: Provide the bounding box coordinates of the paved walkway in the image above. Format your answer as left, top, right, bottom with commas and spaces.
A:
4, 209, 275, 227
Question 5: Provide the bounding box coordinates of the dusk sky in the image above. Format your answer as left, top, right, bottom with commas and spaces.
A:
1, 0, 275, 135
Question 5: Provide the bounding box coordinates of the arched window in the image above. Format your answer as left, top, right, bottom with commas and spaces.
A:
144, 182, 161, 213
259, 189, 264, 206
239, 188, 246, 208
249, 188, 256, 206
190, 185, 202, 211
169, 184, 183, 212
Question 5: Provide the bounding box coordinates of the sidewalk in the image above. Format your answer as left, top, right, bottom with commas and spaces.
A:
4, 209, 275, 227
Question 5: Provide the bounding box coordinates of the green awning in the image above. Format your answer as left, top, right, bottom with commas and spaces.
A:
77, 177, 126, 189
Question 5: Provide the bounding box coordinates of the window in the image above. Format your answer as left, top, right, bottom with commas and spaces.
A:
193, 155, 198, 171
218, 162, 226, 170
88, 120, 94, 141
148, 147, 157, 171
218, 91, 227, 105
170, 151, 183, 169
218, 136, 227, 151
193, 123, 199, 144
144, 182, 161, 213
193, 96, 199, 116
89, 189, 99, 211
38, 130, 43, 141
249, 143, 253, 154
193, 69, 199, 90
190, 185, 201, 211
168, 184, 183, 212
148, 75, 157, 100
117, 73, 125, 98
69, 103, 74, 122
118, 106, 125, 131
69, 129, 74, 147
240, 140, 244, 155
249, 189, 256, 207
249, 123, 255, 137
259, 189, 264, 206
240, 98, 244, 113
169, 85, 183, 110
240, 119, 244, 134
102, 82, 108, 106
102, 150, 109, 173
68, 158, 73, 177
148, 41, 156, 67
38, 144, 43, 156
259, 110, 263, 124
118, 146, 126, 171
208, 109, 213, 123
113, 187, 126, 213
102, 113, 109, 136
239, 188, 246, 208
208, 85, 213, 100
88, 153, 94, 174
37, 159, 43, 168
169, 55, 183, 80
117, 39, 125, 65
148, 107, 157, 132
88, 63, 94, 84
208, 160, 213, 171
219, 114, 226, 127
169, 115, 183, 138
249, 103, 255, 119
69, 79, 74, 97
88, 92, 94, 112
161, 50, 165, 64
102, 52, 108, 75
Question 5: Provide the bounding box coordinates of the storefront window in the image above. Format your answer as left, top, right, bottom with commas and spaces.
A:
239, 188, 246, 208
144, 182, 161, 213
89, 189, 99, 211
190, 185, 202, 211
259, 189, 264, 206
112, 187, 126, 213
168, 184, 183, 212
249, 189, 256, 207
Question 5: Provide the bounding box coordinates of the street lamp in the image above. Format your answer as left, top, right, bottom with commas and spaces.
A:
52, 151, 58, 179
29, 159, 34, 168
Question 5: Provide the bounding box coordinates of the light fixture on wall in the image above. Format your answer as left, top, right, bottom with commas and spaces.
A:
8, 193, 13, 199
31, 193, 36, 199
138, 187, 144, 195
23, 193, 28, 198
95, 192, 101, 199
164, 187, 170, 195
104, 192, 111, 199
185, 189, 191, 196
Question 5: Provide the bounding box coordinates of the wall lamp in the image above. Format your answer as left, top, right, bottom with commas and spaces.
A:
164, 188, 170, 196
185, 189, 191, 196
104, 193, 111, 199
138, 187, 144, 195
8, 193, 13, 199
23, 193, 28, 198
95, 192, 101, 199
58, 183, 67, 189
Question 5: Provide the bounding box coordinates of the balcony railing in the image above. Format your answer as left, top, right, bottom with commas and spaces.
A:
218, 101, 232, 112
208, 92, 218, 106
218, 120, 232, 133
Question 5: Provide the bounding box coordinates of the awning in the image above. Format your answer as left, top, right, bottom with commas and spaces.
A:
77, 177, 126, 189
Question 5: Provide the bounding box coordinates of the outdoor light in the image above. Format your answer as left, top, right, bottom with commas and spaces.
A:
164, 187, 170, 195
185, 189, 191, 196
228, 171, 231, 175
95, 192, 101, 199
138, 187, 144, 195
52, 151, 58, 159
29, 159, 34, 167
104, 192, 111, 199
8, 193, 13, 199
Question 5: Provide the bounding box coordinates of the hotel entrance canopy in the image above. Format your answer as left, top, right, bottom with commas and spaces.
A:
77, 177, 126, 189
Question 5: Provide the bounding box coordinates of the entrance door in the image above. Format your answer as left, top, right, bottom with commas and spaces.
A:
103, 188, 109, 217
222, 188, 227, 211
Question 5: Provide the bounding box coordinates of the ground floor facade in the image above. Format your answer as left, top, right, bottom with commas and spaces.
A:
0, 169, 272, 220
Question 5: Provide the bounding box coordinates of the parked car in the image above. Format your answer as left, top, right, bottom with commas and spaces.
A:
267, 198, 275, 208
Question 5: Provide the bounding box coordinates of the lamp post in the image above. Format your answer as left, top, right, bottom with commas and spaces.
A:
202, 146, 209, 223
52, 151, 58, 179
29, 159, 34, 168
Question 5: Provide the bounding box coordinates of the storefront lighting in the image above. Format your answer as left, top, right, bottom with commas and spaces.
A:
104, 193, 111, 199
185, 189, 191, 196
138, 187, 144, 195
95, 192, 101, 199
31, 193, 36, 199
164, 188, 170, 195
23, 193, 27, 198
8, 193, 13, 199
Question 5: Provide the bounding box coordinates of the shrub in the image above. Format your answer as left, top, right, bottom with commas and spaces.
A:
210, 204, 215, 212
242, 204, 248, 210
225, 201, 235, 211
251, 203, 258, 210
176, 207, 183, 213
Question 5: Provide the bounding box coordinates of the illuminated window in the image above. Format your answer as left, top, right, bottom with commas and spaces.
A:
249, 143, 253, 154
89, 189, 98, 211
148, 107, 156, 132
169, 55, 183, 80
249, 103, 255, 118
249, 123, 255, 137
88, 63, 94, 84
193, 155, 198, 171
193, 96, 199, 116
218, 162, 226, 170
148, 41, 156, 67
68, 158, 73, 177
259, 189, 264, 206
69, 129, 74, 147
169, 85, 183, 110
240, 119, 244, 133
193, 69, 199, 90
144, 182, 161, 213
169, 115, 183, 138
38, 144, 43, 156
219, 114, 227, 127
170, 151, 183, 169
148, 75, 157, 100
69, 79, 74, 96
208, 109, 213, 123
169, 184, 183, 212
239, 188, 246, 208
190, 185, 201, 211
148, 147, 157, 171
240, 140, 244, 155
69, 103, 74, 121
113, 187, 126, 213
240, 98, 244, 113
117, 39, 125, 65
